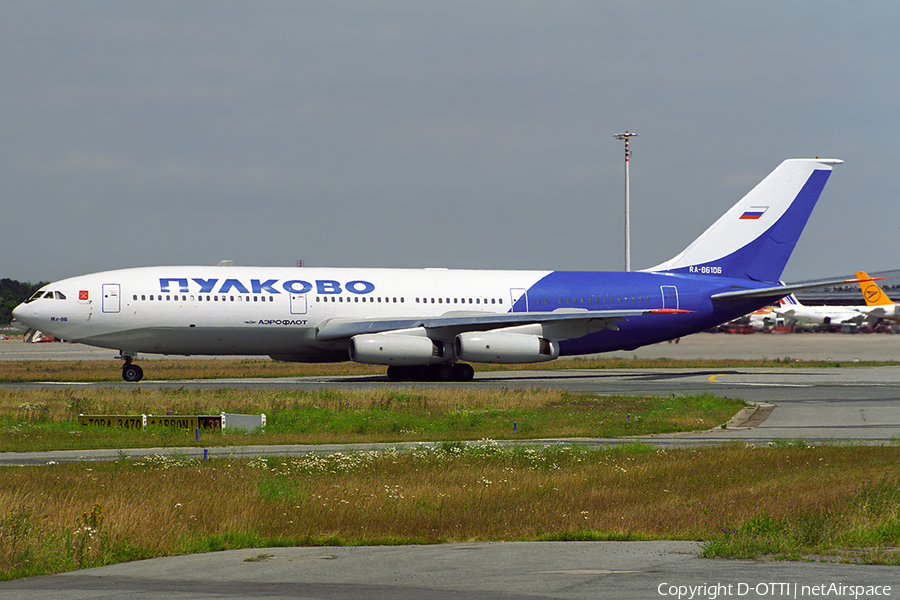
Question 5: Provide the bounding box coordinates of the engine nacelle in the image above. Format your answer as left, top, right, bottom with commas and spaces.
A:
455, 332, 559, 364
349, 333, 444, 366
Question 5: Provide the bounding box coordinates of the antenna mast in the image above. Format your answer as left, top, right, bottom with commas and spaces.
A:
613, 131, 638, 271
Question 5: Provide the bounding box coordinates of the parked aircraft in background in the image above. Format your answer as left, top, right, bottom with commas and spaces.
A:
856, 271, 900, 323
746, 306, 777, 330
773, 294, 868, 327
773, 271, 897, 329
14, 158, 866, 382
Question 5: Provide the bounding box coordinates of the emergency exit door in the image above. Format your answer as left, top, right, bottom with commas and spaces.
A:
102, 283, 121, 313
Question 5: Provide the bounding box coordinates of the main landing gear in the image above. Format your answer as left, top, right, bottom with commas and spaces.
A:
386, 363, 475, 382
121, 356, 144, 382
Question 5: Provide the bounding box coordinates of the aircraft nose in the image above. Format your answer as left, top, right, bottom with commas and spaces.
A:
11, 302, 36, 328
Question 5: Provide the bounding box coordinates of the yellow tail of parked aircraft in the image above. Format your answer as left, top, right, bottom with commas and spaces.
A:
855, 271, 900, 324
856, 271, 895, 306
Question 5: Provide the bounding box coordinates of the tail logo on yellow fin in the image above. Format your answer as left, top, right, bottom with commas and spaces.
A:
855, 271, 893, 306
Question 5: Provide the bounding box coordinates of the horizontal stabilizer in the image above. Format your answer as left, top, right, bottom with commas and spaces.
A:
712, 276, 883, 303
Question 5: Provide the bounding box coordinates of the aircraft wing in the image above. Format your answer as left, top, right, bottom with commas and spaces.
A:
315, 308, 689, 342
711, 276, 883, 303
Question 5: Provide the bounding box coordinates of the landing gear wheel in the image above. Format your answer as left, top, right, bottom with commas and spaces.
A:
436, 364, 455, 381
385, 363, 475, 382
387, 366, 409, 381
122, 362, 144, 383
453, 363, 475, 381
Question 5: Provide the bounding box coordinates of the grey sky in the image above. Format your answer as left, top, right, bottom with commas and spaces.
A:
2, 1, 898, 283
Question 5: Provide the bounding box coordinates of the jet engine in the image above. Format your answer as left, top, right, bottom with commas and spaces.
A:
455, 331, 559, 364
349, 332, 444, 366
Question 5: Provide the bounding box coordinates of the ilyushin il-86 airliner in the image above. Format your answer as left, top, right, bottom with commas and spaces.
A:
14, 158, 866, 382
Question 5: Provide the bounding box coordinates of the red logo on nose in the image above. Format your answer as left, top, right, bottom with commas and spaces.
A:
79, 290, 89, 301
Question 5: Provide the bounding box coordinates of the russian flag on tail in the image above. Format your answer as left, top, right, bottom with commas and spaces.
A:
739, 206, 768, 220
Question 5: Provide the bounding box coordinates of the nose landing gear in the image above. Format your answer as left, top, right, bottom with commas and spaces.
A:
121, 356, 144, 382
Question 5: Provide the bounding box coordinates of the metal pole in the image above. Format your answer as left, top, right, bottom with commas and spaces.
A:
613, 131, 638, 271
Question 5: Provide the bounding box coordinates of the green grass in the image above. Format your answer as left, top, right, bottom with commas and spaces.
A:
702, 475, 900, 563
0, 387, 743, 451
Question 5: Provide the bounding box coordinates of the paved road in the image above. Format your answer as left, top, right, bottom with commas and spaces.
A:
2, 542, 897, 600
2, 331, 899, 362
2, 333, 899, 598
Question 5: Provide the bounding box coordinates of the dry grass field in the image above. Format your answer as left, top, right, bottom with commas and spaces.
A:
2, 443, 898, 580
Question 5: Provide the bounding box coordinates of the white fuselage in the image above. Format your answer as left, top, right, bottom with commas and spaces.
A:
14, 266, 551, 358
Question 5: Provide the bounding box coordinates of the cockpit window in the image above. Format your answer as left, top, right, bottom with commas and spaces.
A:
25, 290, 65, 303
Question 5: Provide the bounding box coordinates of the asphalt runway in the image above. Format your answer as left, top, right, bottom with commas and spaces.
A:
2, 333, 899, 598
3, 331, 900, 361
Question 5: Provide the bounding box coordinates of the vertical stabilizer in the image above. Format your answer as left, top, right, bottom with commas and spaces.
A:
856, 271, 894, 306
645, 159, 842, 282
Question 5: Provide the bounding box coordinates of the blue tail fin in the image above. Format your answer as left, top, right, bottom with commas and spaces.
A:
645, 159, 841, 283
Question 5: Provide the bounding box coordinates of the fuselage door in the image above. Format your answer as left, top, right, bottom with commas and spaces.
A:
510, 288, 528, 312
290, 293, 308, 315
660, 285, 679, 310
102, 283, 121, 313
